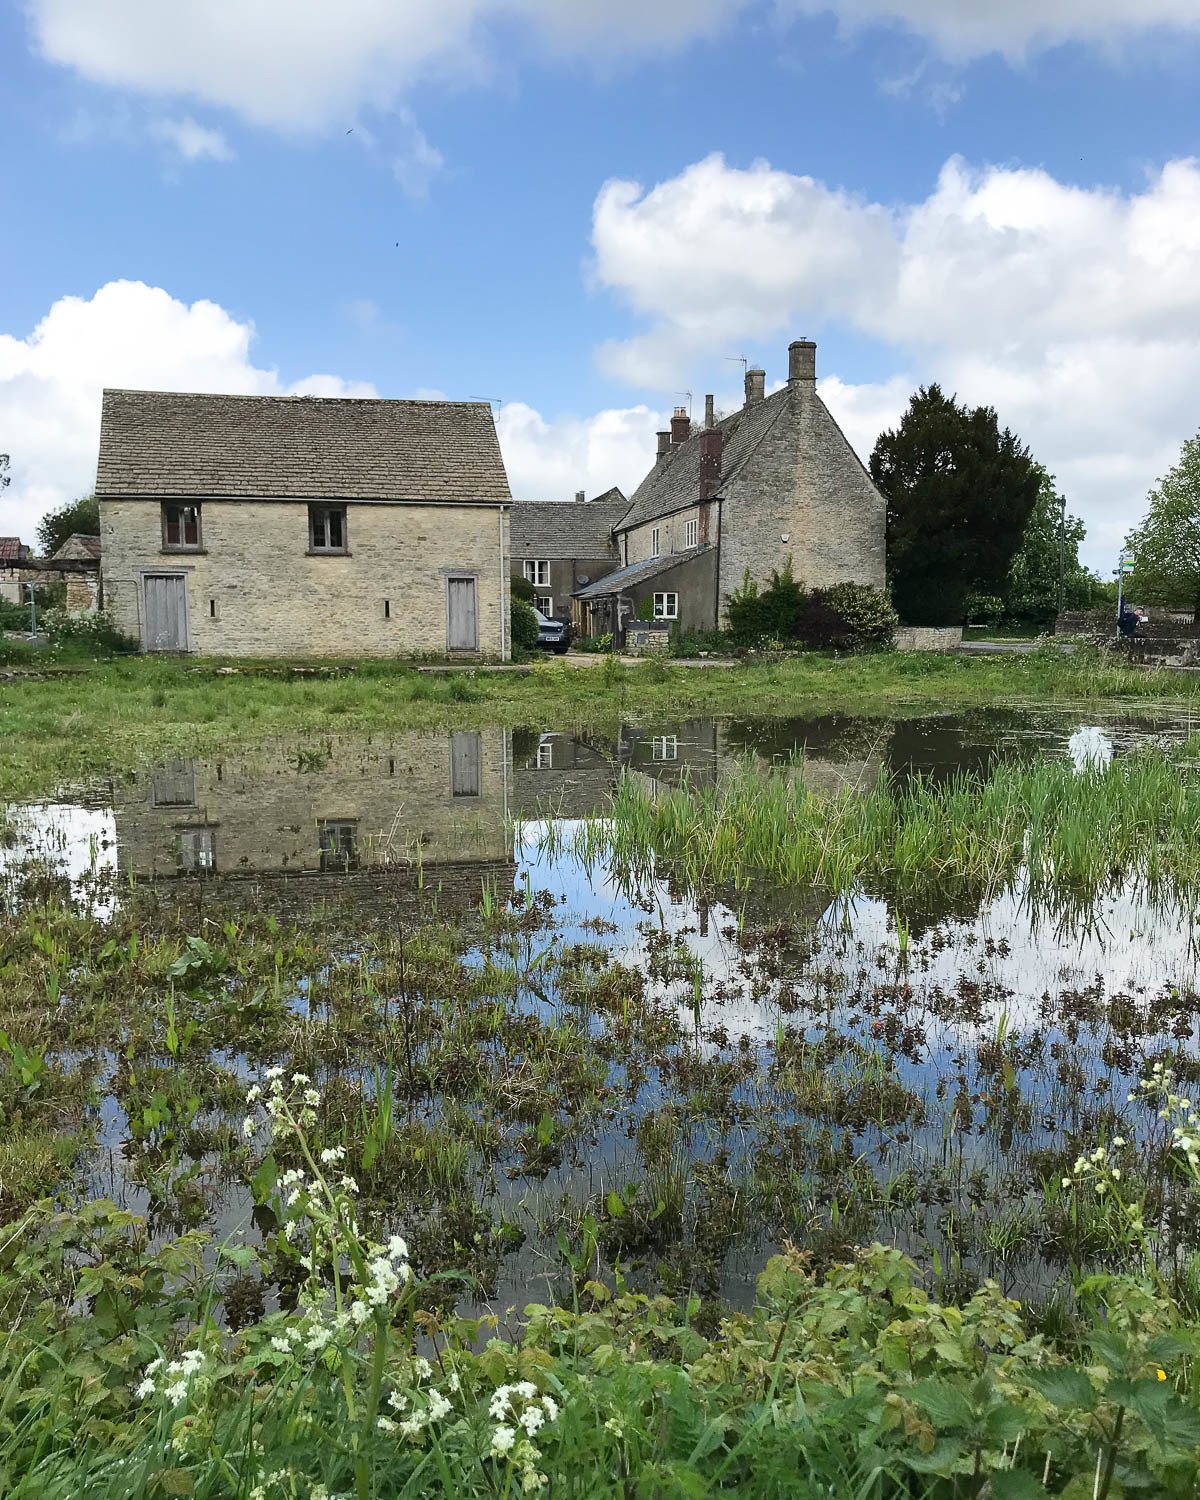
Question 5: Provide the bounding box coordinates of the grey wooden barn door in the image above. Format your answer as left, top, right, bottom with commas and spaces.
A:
446, 577, 478, 651
143, 574, 188, 652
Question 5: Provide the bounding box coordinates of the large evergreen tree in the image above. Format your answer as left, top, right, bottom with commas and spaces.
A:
1125, 431, 1200, 613
36, 494, 99, 557
871, 386, 1041, 626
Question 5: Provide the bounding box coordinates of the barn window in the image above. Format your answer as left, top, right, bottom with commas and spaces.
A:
161, 503, 202, 551
309, 505, 348, 554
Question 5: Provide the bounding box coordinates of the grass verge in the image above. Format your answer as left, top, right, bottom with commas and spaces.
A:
2, 643, 1198, 801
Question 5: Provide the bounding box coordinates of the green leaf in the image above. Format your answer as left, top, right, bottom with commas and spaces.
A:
153, 1470, 195, 1496
983, 1402, 1031, 1445
250, 1153, 277, 1205
1028, 1367, 1097, 1411
991, 1473, 1049, 1500
908, 1380, 975, 1431
606, 1189, 625, 1219
900, 1437, 969, 1475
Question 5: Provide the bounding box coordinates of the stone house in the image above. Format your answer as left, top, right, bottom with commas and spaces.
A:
574, 339, 886, 641
509, 488, 626, 622
49, 534, 102, 613
0, 538, 33, 604
97, 389, 513, 657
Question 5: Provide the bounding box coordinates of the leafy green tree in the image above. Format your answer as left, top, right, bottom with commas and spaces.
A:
973, 468, 1107, 626
871, 385, 1041, 626
1125, 431, 1200, 612
36, 494, 99, 557
0, 454, 10, 494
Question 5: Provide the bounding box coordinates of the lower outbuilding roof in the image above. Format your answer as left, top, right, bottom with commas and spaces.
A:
572, 545, 710, 600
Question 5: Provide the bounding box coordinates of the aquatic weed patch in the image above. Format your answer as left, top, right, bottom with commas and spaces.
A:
561, 740, 1200, 908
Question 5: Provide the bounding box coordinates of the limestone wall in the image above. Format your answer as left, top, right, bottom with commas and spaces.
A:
893, 626, 962, 653
100, 498, 510, 658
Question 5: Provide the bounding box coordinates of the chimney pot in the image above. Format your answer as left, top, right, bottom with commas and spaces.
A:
788, 339, 816, 384
575, 490, 585, 504
744, 367, 766, 407
704, 393, 715, 430
670, 406, 690, 445
656, 430, 671, 462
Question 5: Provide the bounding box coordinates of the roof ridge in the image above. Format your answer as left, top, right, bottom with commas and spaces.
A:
101, 388, 493, 410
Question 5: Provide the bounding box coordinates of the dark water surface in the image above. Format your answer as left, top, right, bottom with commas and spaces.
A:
4, 704, 1199, 1314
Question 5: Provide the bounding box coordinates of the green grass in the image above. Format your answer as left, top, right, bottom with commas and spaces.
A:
557, 737, 1200, 907
1, 643, 1197, 799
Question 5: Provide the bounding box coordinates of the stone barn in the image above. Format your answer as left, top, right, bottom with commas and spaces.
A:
97, 389, 513, 658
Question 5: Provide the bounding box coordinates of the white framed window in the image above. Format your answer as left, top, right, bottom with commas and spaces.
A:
684, 518, 698, 548
535, 595, 553, 616
650, 527, 660, 557
523, 559, 550, 587
177, 828, 216, 872
652, 736, 678, 762
536, 741, 553, 770
653, 592, 678, 620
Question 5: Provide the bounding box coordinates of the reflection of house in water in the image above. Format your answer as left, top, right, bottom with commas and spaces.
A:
116, 732, 515, 921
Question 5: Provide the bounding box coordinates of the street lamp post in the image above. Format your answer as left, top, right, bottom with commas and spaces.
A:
1057, 494, 1067, 613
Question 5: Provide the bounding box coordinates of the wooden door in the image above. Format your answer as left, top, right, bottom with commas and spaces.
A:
446, 577, 478, 652
143, 574, 188, 652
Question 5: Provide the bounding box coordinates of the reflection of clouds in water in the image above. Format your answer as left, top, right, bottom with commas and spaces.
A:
0, 803, 118, 916
1068, 726, 1114, 772
516, 820, 1198, 1047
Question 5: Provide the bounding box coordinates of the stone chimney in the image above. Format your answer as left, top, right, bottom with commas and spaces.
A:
670, 406, 690, 445
788, 339, 816, 384
575, 490, 585, 503
744, 367, 765, 407
699, 427, 723, 500
704, 393, 715, 430
656, 430, 671, 463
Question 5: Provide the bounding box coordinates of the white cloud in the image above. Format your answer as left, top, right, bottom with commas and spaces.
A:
496, 401, 663, 502
27, 0, 746, 135
591, 152, 1200, 566
150, 115, 234, 162
25, 0, 1200, 146
389, 109, 444, 198
787, 0, 1200, 62
0, 281, 374, 542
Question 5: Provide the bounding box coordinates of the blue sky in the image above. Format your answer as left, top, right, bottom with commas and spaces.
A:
3, 1, 1200, 568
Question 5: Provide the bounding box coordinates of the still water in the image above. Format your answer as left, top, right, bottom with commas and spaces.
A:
3, 704, 1199, 1313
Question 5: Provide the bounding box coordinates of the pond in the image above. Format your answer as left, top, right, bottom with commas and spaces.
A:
3, 703, 1199, 1322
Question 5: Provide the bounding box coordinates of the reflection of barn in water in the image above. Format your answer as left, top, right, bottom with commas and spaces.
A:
114, 731, 516, 924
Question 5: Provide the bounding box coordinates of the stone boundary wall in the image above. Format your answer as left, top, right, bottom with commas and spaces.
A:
625, 622, 670, 655
893, 626, 962, 653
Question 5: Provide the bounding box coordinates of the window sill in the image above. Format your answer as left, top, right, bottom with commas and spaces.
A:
161, 548, 206, 556
306, 549, 352, 558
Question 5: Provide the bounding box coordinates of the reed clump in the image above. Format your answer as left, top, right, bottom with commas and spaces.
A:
559, 742, 1200, 903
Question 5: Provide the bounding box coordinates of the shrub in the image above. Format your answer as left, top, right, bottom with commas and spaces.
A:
726, 560, 806, 644
38, 608, 139, 655
510, 599, 539, 654
511, 575, 536, 604
796, 583, 898, 653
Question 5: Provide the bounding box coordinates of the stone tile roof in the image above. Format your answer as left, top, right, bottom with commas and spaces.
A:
96, 389, 512, 504
0, 537, 30, 563
51, 534, 102, 561
573, 545, 711, 600
509, 493, 627, 562
617, 389, 791, 533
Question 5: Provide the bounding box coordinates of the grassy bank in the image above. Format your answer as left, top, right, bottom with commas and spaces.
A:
2, 644, 1198, 800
